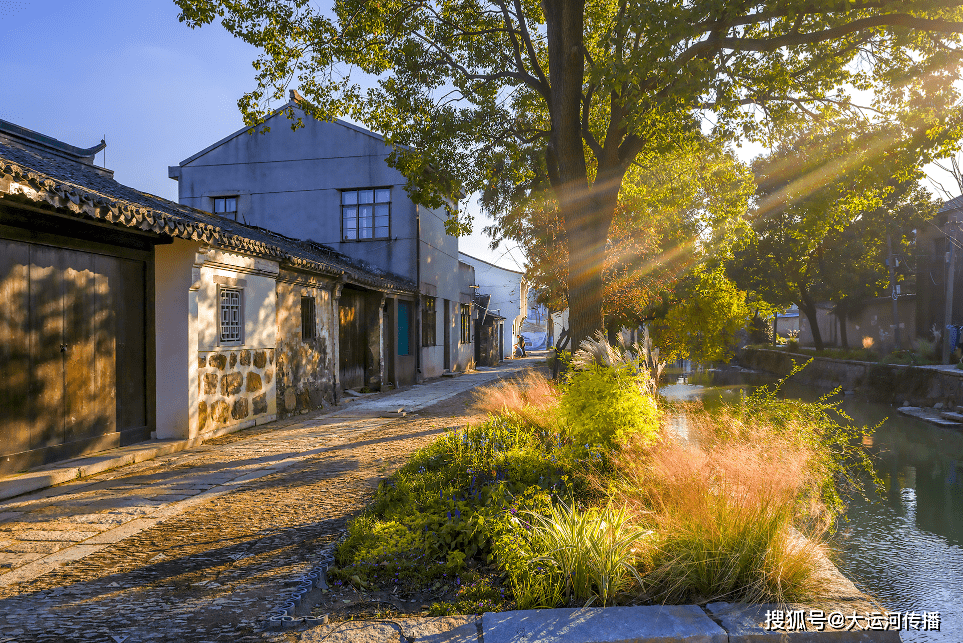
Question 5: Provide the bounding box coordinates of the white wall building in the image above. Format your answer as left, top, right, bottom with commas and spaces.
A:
457, 252, 528, 360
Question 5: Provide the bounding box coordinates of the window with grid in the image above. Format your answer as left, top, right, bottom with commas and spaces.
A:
219, 288, 242, 343
301, 296, 316, 340
422, 297, 436, 347
213, 196, 238, 220
342, 188, 390, 240
460, 304, 471, 344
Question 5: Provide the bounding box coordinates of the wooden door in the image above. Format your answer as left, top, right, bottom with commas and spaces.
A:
0, 238, 147, 472
339, 289, 366, 390
0, 239, 34, 458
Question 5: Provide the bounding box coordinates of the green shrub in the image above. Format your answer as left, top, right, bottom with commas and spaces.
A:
559, 364, 659, 449
489, 494, 647, 608
331, 413, 606, 597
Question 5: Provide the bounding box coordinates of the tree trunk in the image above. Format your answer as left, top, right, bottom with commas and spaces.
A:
837, 302, 849, 349
798, 285, 825, 351
544, 0, 616, 350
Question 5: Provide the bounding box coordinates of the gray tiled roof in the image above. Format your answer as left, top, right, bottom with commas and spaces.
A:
0, 133, 415, 294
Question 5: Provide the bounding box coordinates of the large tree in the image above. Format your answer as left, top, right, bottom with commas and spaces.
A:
728, 113, 943, 350
175, 0, 963, 346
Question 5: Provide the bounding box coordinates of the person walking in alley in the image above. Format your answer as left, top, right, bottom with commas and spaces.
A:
515, 334, 527, 357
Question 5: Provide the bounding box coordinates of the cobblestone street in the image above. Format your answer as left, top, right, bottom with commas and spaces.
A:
0, 361, 535, 643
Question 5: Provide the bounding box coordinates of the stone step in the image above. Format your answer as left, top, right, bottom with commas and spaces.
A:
941, 411, 963, 422
483, 605, 726, 643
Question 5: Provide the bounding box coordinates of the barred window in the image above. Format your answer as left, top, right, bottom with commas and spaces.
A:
423, 297, 437, 347
342, 188, 390, 240
219, 288, 242, 343
301, 296, 316, 340
460, 304, 471, 344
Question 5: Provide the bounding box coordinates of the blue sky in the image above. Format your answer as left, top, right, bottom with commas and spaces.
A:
0, 0, 525, 270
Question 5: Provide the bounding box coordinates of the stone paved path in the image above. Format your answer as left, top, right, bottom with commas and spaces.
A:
0, 359, 537, 643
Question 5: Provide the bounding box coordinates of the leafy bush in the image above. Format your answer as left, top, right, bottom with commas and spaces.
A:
331, 413, 603, 595
559, 363, 659, 449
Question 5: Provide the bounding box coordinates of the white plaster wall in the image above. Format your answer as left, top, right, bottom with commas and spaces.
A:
459, 252, 526, 360
155, 238, 202, 440
196, 259, 279, 351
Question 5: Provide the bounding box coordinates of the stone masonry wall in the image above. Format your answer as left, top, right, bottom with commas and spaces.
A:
275, 277, 336, 419
741, 347, 963, 407
197, 348, 275, 435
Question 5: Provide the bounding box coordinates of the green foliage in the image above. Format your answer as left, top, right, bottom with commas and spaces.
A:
559, 364, 659, 450
526, 501, 647, 608
649, 267, 750, 363
331, 412, 604, 596
728, 114, 944, 350
740, 362, 881, 515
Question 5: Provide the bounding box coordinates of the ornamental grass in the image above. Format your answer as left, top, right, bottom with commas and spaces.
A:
614, 407, 834, 605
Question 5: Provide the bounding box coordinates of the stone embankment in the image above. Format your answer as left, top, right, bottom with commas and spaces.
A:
741, 347, 963, 411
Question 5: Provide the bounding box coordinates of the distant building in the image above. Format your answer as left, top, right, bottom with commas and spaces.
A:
457, 252, 528, 361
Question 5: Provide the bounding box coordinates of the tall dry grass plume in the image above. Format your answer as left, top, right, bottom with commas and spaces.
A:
470, 370, 560, 428
616, 406, 831, 605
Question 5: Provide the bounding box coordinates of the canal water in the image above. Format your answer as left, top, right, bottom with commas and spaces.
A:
661, 368, 963, 642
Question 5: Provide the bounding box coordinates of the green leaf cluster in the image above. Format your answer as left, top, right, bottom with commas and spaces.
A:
559, 363, 659, 449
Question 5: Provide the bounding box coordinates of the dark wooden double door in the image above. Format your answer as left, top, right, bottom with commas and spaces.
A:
0, 237, 148, 474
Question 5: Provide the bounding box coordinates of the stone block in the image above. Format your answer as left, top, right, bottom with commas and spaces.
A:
198, 355, 207, 370
239, 349, 251, 366
254, 350, 267, 368
297, 391, 312, 410
264, 367, 274, 384
221, 372, 243, 396
230, 352, 238, 367
198, 401, 208, 432
208, 353, 227, 370
252, 393, 268, 415
211, 400, 230, 424
202, 373, 219, 395
301, 616, 478, 643
232, 398, 249, 420
482, 605, 726, 643
246, 372, 262, 392
705, 602, 902, 642
284, 389, 296, 411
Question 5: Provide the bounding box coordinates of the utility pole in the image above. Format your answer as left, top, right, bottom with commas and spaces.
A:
886, 232, 901, 351
943, 217, 958, 364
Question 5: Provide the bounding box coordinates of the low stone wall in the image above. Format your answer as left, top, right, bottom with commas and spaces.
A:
741, 347, 963, 407
197, 348, 276, 436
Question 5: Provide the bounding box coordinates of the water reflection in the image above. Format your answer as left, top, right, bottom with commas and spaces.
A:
661, 368, 963, 642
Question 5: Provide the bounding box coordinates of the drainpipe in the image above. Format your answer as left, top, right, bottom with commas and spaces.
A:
415, 206, 423, 381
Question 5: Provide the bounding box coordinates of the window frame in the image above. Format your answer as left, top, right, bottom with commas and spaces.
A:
212, 196, 238, 220
218, 286, 244, 345
422, 296, 437, 347
301, 295, 317, 340
460, 303, 472, 344
341, 187, 391, 241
